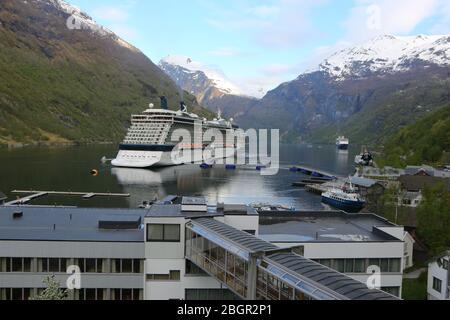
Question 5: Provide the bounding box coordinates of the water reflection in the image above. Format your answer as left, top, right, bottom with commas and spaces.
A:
0, 144, 359, 209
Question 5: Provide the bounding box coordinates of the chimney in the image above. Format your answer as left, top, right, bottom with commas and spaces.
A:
160, 96, 168, 110
180, 101, 187, 113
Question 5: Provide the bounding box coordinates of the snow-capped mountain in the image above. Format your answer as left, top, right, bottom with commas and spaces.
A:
159, 55, 244, 99
159, 55, 256, 118
37, 0, 139, 52
236, 34, 450, 142
314, 35, 449, 80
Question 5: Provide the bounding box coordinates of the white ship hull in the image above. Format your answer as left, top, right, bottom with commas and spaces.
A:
112, 146, 237, 169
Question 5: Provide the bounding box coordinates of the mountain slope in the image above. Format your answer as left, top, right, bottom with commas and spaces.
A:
159, 55, 257, 120
0, 0, 211, 146
380, 104, 450, 167
239, 35, 450, 143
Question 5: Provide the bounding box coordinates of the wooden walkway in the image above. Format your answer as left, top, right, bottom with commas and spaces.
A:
5, 190, 130, 205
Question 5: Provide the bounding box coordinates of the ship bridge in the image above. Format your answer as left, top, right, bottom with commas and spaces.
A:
185, 218, 399, 301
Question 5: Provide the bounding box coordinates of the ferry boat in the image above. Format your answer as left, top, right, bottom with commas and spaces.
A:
321, 183, 365, 213
336, 136, 349, 150
112, 97, 241, 168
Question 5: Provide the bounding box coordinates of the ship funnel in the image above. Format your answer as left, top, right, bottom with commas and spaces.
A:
160, 96, 168, 110
180, 102, 187, 113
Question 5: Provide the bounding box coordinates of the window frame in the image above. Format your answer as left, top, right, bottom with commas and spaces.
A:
433, 277, 442, 293
147, 224, 181, 243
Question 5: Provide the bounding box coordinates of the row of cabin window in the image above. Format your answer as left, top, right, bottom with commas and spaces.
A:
0, 258, 142, 274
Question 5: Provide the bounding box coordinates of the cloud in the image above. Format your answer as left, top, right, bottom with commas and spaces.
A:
343, 0, 443, 42
204, 0, 330, 49
248, 5, 280, 18
429, 1, 450, 34
91, 3, 140, 42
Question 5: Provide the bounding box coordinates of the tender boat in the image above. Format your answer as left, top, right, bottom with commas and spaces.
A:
321, 182, 365, 213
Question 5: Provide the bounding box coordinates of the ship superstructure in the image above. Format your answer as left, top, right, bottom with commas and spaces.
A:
112, 98, 240, 168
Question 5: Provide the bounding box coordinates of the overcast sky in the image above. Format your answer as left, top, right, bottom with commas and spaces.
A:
69, 0, 450, 97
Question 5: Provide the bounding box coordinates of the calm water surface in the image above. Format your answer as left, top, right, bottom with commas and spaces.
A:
0, 144, 359, 209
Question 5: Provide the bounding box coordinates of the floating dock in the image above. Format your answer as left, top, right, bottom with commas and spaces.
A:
289, 166, 338, 180
5, 190, 130, 206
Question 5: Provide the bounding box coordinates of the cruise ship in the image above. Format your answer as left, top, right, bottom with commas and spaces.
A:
112, 97, 241, 168
336, 136, 349, 150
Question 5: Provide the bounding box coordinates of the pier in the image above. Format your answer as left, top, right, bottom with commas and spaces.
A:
5, 190, 130, 205
289, 165, 339, 180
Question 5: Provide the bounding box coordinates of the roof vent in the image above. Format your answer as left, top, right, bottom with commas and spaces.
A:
182, 197, 207, 212
13, 211, 23, 219
98, 216, 142, 230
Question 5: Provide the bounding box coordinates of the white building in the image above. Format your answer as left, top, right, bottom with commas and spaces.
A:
0, 197, 399, 300
403, 232, 415, 270
258, 211, 406, 298
427, 251, 450, 300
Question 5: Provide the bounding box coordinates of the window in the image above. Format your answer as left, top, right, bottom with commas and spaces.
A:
354, 259, 366, 273
185, 261, 207, 276
147, 270, 181, 281
440, 259, 449, 271
185, 289, 239, 301
2, 258, 33, 273
41, 258, 67, 273
112, 289, 141, 301
433, 277, 442, 293
345, 259, 354, 273
382, 287, 400, 297
334, 259, 345, 273
388, 259, 401, 273
113, 259, 141, 274
380, 259, 389, 273
147, 224, 181, 242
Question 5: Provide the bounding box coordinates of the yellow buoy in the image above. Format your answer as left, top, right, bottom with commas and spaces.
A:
91, 169, 99, 177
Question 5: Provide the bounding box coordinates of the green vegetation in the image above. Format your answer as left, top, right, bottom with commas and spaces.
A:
402, 272, 428, 301
0, 0, 213, 145
378, 104, 450, 167
33, 276, 68, 301
417, 183, 450, 256
306, 71, 450, 146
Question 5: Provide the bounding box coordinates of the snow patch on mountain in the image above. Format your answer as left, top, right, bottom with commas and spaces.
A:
314, 35, 450, 80
160, 55, 243, 96
36, 0, 139, 52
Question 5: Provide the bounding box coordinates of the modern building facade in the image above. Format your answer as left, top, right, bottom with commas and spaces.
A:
427, 251, 450, 300
0, 197, 399, 300
258, 211, 406, 297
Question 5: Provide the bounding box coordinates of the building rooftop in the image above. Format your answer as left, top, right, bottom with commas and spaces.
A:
259, 211, 400, 243
345, 177, 380, 188
0, 200, 258, 242
0, 206, 147, 242
191, 218, 279, 254
405, 165, 450, 178
399, 175, 450, 192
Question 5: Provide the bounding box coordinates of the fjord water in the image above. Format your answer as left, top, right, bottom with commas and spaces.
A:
0, 144, 359, 210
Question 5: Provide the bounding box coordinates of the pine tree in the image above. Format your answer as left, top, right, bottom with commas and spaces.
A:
33, 275, 68, 301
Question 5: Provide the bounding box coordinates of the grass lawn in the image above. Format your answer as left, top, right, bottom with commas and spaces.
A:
402, 272, 428, 300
